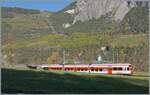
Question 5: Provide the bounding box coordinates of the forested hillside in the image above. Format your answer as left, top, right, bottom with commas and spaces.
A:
120, 6, 149, 34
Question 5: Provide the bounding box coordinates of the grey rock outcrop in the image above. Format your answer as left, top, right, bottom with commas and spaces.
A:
72, 0, 148, 23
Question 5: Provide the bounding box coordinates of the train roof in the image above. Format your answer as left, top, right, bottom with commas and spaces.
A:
91, 63, 131, 66
39, 63, 131, 68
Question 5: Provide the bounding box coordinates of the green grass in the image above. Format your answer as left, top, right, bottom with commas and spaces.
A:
2, 68, 149, 94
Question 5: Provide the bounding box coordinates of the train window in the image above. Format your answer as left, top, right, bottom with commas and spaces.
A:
118, 67, 123, 71
85, 68, 88, 71
99, 69, 103, 71
95, 68, 98, 71
113, 67, 123, 71
91, 68, 94, 71
127, 67, 129, 71
113, 67, 117, 70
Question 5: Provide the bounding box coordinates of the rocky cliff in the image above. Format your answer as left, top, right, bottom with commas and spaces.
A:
69, 0, 148, 23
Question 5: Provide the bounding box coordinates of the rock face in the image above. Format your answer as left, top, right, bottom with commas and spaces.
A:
64, 9, 75, 14
72, 0, 148, 23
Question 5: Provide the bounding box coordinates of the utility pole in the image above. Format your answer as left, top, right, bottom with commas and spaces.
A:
63, 49, 65, 65
62, 49, 65, 71
116, 48, 119, 63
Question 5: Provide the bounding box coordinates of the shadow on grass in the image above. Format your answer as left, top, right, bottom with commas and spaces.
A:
1, 68, 149, 94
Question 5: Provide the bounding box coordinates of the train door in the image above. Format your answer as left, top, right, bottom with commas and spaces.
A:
108, 68, 112, 74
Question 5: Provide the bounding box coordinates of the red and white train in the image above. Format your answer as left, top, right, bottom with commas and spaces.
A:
40, 63, 133, 75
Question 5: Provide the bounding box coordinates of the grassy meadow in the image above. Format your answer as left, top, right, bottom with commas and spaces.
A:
1, 67, 149, 94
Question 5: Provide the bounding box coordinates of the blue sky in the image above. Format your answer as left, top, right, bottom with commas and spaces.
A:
0, 0, 75, 12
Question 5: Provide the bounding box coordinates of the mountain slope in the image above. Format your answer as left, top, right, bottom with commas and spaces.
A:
1, 7, 54, 44
1, 7, 40, 18
72, 0, 148, 23
1, 1, 149, 71
120, 6, 149, 33
48, 0, 149, 33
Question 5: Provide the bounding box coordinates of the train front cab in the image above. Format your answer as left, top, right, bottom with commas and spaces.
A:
112, 65, 133, 75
